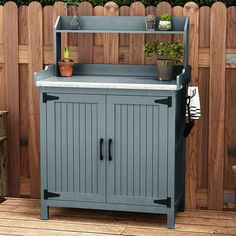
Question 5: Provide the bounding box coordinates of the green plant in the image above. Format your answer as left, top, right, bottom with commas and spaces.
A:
60, 47, 74, 62
63, 47, 69, 59
144, 40, 183, 64
160, 12, 171, 21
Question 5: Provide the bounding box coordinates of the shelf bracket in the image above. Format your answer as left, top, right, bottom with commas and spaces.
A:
43, 93, 59, 103
155, 97, 172, 107
44, 190, 60, 200
154, 197, 171, 208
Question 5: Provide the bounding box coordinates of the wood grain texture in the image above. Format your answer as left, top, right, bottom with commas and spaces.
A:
78, 2, 93, 63
19, 65, 30, 180
183, 2, 199, 210
199, 7, 210, 48
28, 2, 43, 198
208, 2, 226, 210
93, 6, 104, 47
104, 2, 119, 64
18, 6, 30, 188
129, 2, 145, 64
2, 198, 236, 235
197, 68, 209, 189
183, 2, 199, 84
224, 7, 236, 190
119, 6, 129, 64
43, 6, 53, 46
3, 1, 20, 197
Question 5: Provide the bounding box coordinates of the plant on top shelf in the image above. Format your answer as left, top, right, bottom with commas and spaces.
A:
144, 40, 183, 80
58, 47, 75, 77
63, 0, 80, 29
158, 12, 172, 31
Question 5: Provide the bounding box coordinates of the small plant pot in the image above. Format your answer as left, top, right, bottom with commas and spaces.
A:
158, 20, 172, 31
145, 20, 156, 31
156, 59, 173, 81
58, 60, 75, 77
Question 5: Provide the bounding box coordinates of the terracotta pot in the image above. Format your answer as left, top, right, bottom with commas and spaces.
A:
58, 60, 75, 77
156, 59, 173, 81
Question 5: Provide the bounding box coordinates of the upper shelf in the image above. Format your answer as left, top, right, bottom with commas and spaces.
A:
54, 16, 189, 34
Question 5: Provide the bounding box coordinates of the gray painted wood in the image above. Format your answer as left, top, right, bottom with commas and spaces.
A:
106, 96, 168, 206
55, 16, 187, 32
45, 94, 106, 202
39, 14, 189, 229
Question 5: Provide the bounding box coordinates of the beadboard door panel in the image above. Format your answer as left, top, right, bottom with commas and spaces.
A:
45, 94, 106, 202
106, 95, 168, 206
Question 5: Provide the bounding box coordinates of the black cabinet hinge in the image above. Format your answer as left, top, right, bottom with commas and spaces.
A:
154, 197, 171, 208
43, 93, 59, 103
44, 190, 60, 199
155, 97, 172, 107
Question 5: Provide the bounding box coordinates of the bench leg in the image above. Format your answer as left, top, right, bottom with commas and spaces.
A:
41, 205, 49, 220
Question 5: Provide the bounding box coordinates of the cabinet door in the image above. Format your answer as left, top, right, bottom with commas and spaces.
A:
45, 94, 106, 202
107, 95, 168, 206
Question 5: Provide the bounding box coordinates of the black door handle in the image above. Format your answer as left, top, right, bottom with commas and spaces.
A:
100, 138, 104, 160
108, 138, 112, 161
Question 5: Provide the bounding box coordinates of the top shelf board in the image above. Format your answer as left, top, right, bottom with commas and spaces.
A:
55, 16, 189, 33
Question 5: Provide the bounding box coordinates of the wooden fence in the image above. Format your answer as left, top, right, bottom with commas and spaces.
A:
0, 1, 235, 210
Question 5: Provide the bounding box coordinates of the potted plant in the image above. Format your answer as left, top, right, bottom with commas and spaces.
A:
158, 12, 172, 31
58, 48, 75, 77
145, 15, 156, 31
144, 40, 183, 80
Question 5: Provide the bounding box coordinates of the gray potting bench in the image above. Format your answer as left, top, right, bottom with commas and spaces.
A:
34, 16, 190, 229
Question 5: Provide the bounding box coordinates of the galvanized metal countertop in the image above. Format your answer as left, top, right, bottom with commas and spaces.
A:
34, 64, 190, 91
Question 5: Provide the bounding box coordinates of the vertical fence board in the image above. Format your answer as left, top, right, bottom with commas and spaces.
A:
78, 2, 93, 63
93, 6, 104, 63
43, 6, 53, 46
19, 6, 30, 196
3, 2, 20, 197
28, 2, 43, 198
130, 2, 145, 64
120, 6, 130, 47
43, 6, 53, 64
183, 2, 199, 209
119, 6, 130, 64
104, 2, 119, 64
199, 7, 210, 48
197, 6, 211, 190
224, 7, 236, 190
93, 6, 104, 46
208, 2, 226, 210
